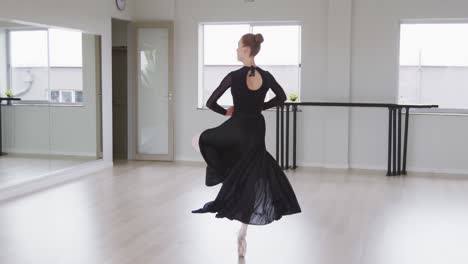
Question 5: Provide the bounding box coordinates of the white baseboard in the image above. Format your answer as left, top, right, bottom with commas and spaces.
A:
2, 148, 97, 157
295, 161, 350, 170
322, 163, 350, 169
0, 159, 113, 203
405, 166, 468, 176
350, 163, 468, 176
349, 163, 385, 171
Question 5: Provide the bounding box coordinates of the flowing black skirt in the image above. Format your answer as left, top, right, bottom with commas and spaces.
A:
192, 111, 302, 225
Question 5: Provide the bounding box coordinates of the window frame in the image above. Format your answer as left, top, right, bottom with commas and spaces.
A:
198, 21, 302, 111
5, 28, 84, 107
397, 19, 468, 115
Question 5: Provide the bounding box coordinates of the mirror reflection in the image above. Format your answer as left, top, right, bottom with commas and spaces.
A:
0, 19, 102, 189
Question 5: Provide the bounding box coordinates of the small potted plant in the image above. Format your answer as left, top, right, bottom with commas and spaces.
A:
289, 92, 298, 102
5, 88, 13, 97
5, 88, 14, 105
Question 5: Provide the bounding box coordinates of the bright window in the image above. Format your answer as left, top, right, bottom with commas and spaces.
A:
10, 30, 48, 67
199, 23, 301, 109
49, 28, 83, 67
398, 23, 468, 109
6, 28, 83, 103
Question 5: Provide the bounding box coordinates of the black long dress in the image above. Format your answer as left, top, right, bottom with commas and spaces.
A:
192, 65, 302, 225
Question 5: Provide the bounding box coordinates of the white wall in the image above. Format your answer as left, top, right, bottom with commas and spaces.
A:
171, 0, 329, 167
0, 0, 136, 163
132, 0, 355, 169
350, 0, 468, 174
135, 0, 175, 21
1, 0, 463, 176
0, 30, 6, 93
135, 0, 468, 175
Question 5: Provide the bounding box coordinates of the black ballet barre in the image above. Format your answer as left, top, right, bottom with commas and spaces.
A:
274, 102, 438, 176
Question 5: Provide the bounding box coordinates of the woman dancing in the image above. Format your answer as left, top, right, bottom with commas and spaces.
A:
192, 33, 302, 258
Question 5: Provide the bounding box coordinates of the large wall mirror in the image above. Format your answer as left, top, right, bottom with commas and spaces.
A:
0, 19, 102, 189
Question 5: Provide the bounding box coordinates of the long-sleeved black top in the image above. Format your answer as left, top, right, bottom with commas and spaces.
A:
205, 65, 287, 116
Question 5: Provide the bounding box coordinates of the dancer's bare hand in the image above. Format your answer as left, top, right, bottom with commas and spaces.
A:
226, 106, 234, 116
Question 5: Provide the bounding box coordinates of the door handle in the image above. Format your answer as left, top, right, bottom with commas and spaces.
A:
162, 93, 173, 99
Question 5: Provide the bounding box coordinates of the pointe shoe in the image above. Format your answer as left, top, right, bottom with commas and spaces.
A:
237, 232, 247, 257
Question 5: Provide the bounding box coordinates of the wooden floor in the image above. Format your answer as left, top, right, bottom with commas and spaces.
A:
0, 154, 97, 189
1, 160, 468, 264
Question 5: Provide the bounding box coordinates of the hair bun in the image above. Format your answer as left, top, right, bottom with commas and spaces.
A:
255, 33, 264, 44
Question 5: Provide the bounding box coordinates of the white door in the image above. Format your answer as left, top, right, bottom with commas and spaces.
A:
128, 21, 174, 161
